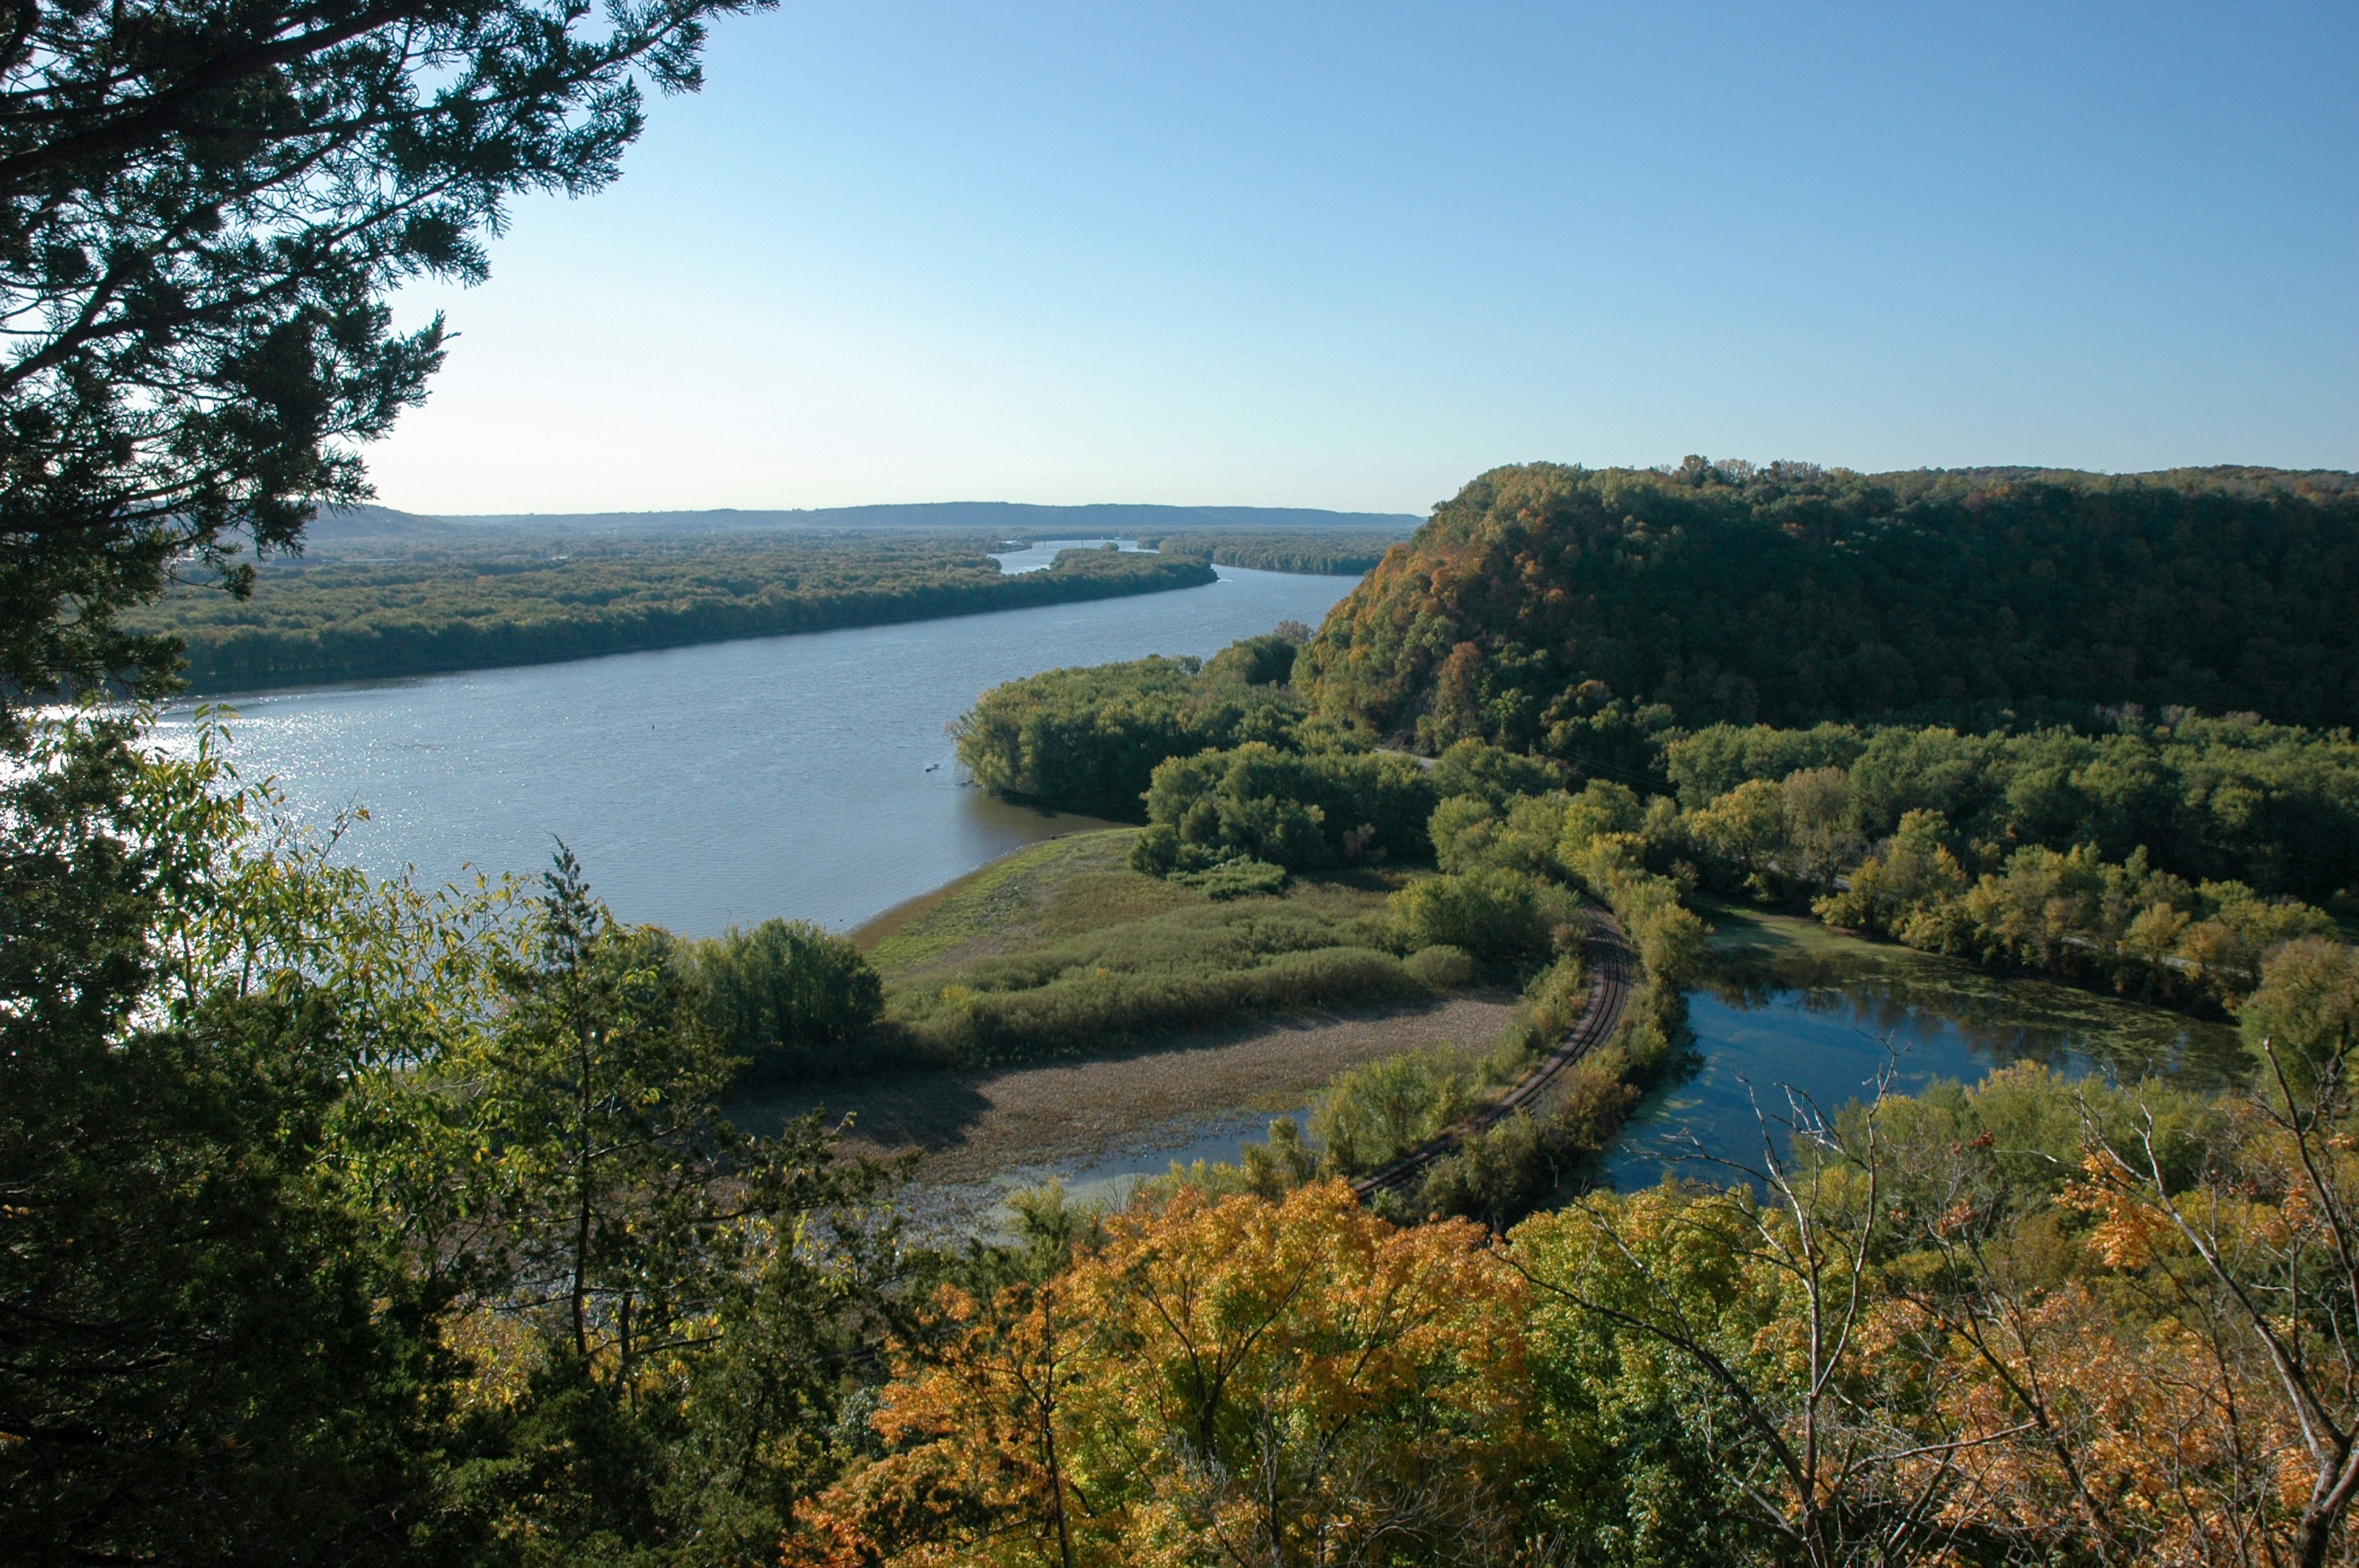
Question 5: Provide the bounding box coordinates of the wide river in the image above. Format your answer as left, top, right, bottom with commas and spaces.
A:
155, 554, 1355, 935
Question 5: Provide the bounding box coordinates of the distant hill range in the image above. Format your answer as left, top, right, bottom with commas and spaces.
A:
313, 500, 1424, 541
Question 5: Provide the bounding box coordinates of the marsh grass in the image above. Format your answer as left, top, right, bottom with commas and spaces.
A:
869, 829, 1439, 1064
858, 830, 1195, 981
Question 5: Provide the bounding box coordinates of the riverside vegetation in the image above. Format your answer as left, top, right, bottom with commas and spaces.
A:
782, 463, 2355, 1561
694, 825, 1455, 1087
939, 624, 2357, 1234
16, 703, 2359, 1565
1129, 529, 1406, 575
7, 7, 2359, 1554
18, 517, 2359, 1564
130, 534, 1216, 689
863, 830, 1434, 1068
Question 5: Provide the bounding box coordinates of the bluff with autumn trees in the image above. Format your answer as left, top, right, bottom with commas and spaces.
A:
1296, 461, 2359, 762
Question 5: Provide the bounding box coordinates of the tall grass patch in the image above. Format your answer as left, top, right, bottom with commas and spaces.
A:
889, 897, 1430, 1064
861, 829, 1196, 981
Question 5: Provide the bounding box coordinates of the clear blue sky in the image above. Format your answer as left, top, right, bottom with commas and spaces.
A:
366, 1, 2357, 517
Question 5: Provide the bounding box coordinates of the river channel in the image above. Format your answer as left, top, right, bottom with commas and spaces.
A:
153, 552, 1353, 935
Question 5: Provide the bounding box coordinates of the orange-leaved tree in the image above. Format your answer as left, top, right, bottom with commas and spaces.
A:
796, 1180, 1533, 1567
2048, 937, 2359, 1568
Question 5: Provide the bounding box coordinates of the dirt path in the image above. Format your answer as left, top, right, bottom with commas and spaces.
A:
735, 989, 1520, 1191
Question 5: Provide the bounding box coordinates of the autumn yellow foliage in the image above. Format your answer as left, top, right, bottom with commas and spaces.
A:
794, 1182, 1530, 1567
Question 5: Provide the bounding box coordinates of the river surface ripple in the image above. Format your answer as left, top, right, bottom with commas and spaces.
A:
155, 562, 1353, 935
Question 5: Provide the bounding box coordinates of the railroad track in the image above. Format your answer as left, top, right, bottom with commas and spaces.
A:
1350, 903, 1636, 1203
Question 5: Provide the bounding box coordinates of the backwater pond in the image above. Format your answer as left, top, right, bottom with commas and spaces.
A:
1015, 915, 2247, 1213
891, 910, 2250, 1229
1606, 905, 2252, 1188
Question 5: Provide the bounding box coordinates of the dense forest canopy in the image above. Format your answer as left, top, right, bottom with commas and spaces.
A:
1296, 460, 2359, 758
951, 633, 1313, 818
1665, 711, 2359, 905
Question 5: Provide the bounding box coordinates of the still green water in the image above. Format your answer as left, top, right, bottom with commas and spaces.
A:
1606, 907, 2251, 1187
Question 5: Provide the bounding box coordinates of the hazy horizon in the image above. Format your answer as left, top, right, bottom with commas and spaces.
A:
359, 2, 2354, 517
346, 459, 2354, 530
327, 498, 1428, 531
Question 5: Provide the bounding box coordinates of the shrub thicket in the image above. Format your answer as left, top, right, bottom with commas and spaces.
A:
1386, 866, 1559, 964
1486, 954, 1590, 1075
1202, 629, 1308, 686
1428, 738, 1563, 805
679, 918, 885, 1082
1131, 741, 1438, 875
1402, 943, 1477, 989
1309, 1047, 1479, 1176
952, 648, 1306, 818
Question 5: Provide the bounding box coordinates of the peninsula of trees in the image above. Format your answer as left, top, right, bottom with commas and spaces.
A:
1130, 530, 1403, 574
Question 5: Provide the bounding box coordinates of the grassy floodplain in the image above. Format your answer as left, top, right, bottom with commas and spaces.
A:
859, 827, 1447, 1062
853, 828, 1202, 981
733, 829, 1518, 1214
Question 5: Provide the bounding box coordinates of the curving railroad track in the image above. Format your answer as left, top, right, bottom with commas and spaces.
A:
1350, 902, 1636, 1204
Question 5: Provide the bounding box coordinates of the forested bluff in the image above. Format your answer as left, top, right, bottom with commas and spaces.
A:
20, 457, 2359, 1568
1298, 458, 2359, 766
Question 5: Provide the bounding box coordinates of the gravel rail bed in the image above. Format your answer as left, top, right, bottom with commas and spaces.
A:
1352, 905, 1635, 1200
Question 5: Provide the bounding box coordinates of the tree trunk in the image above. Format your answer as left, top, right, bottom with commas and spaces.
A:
571, 1026, 596, 1363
